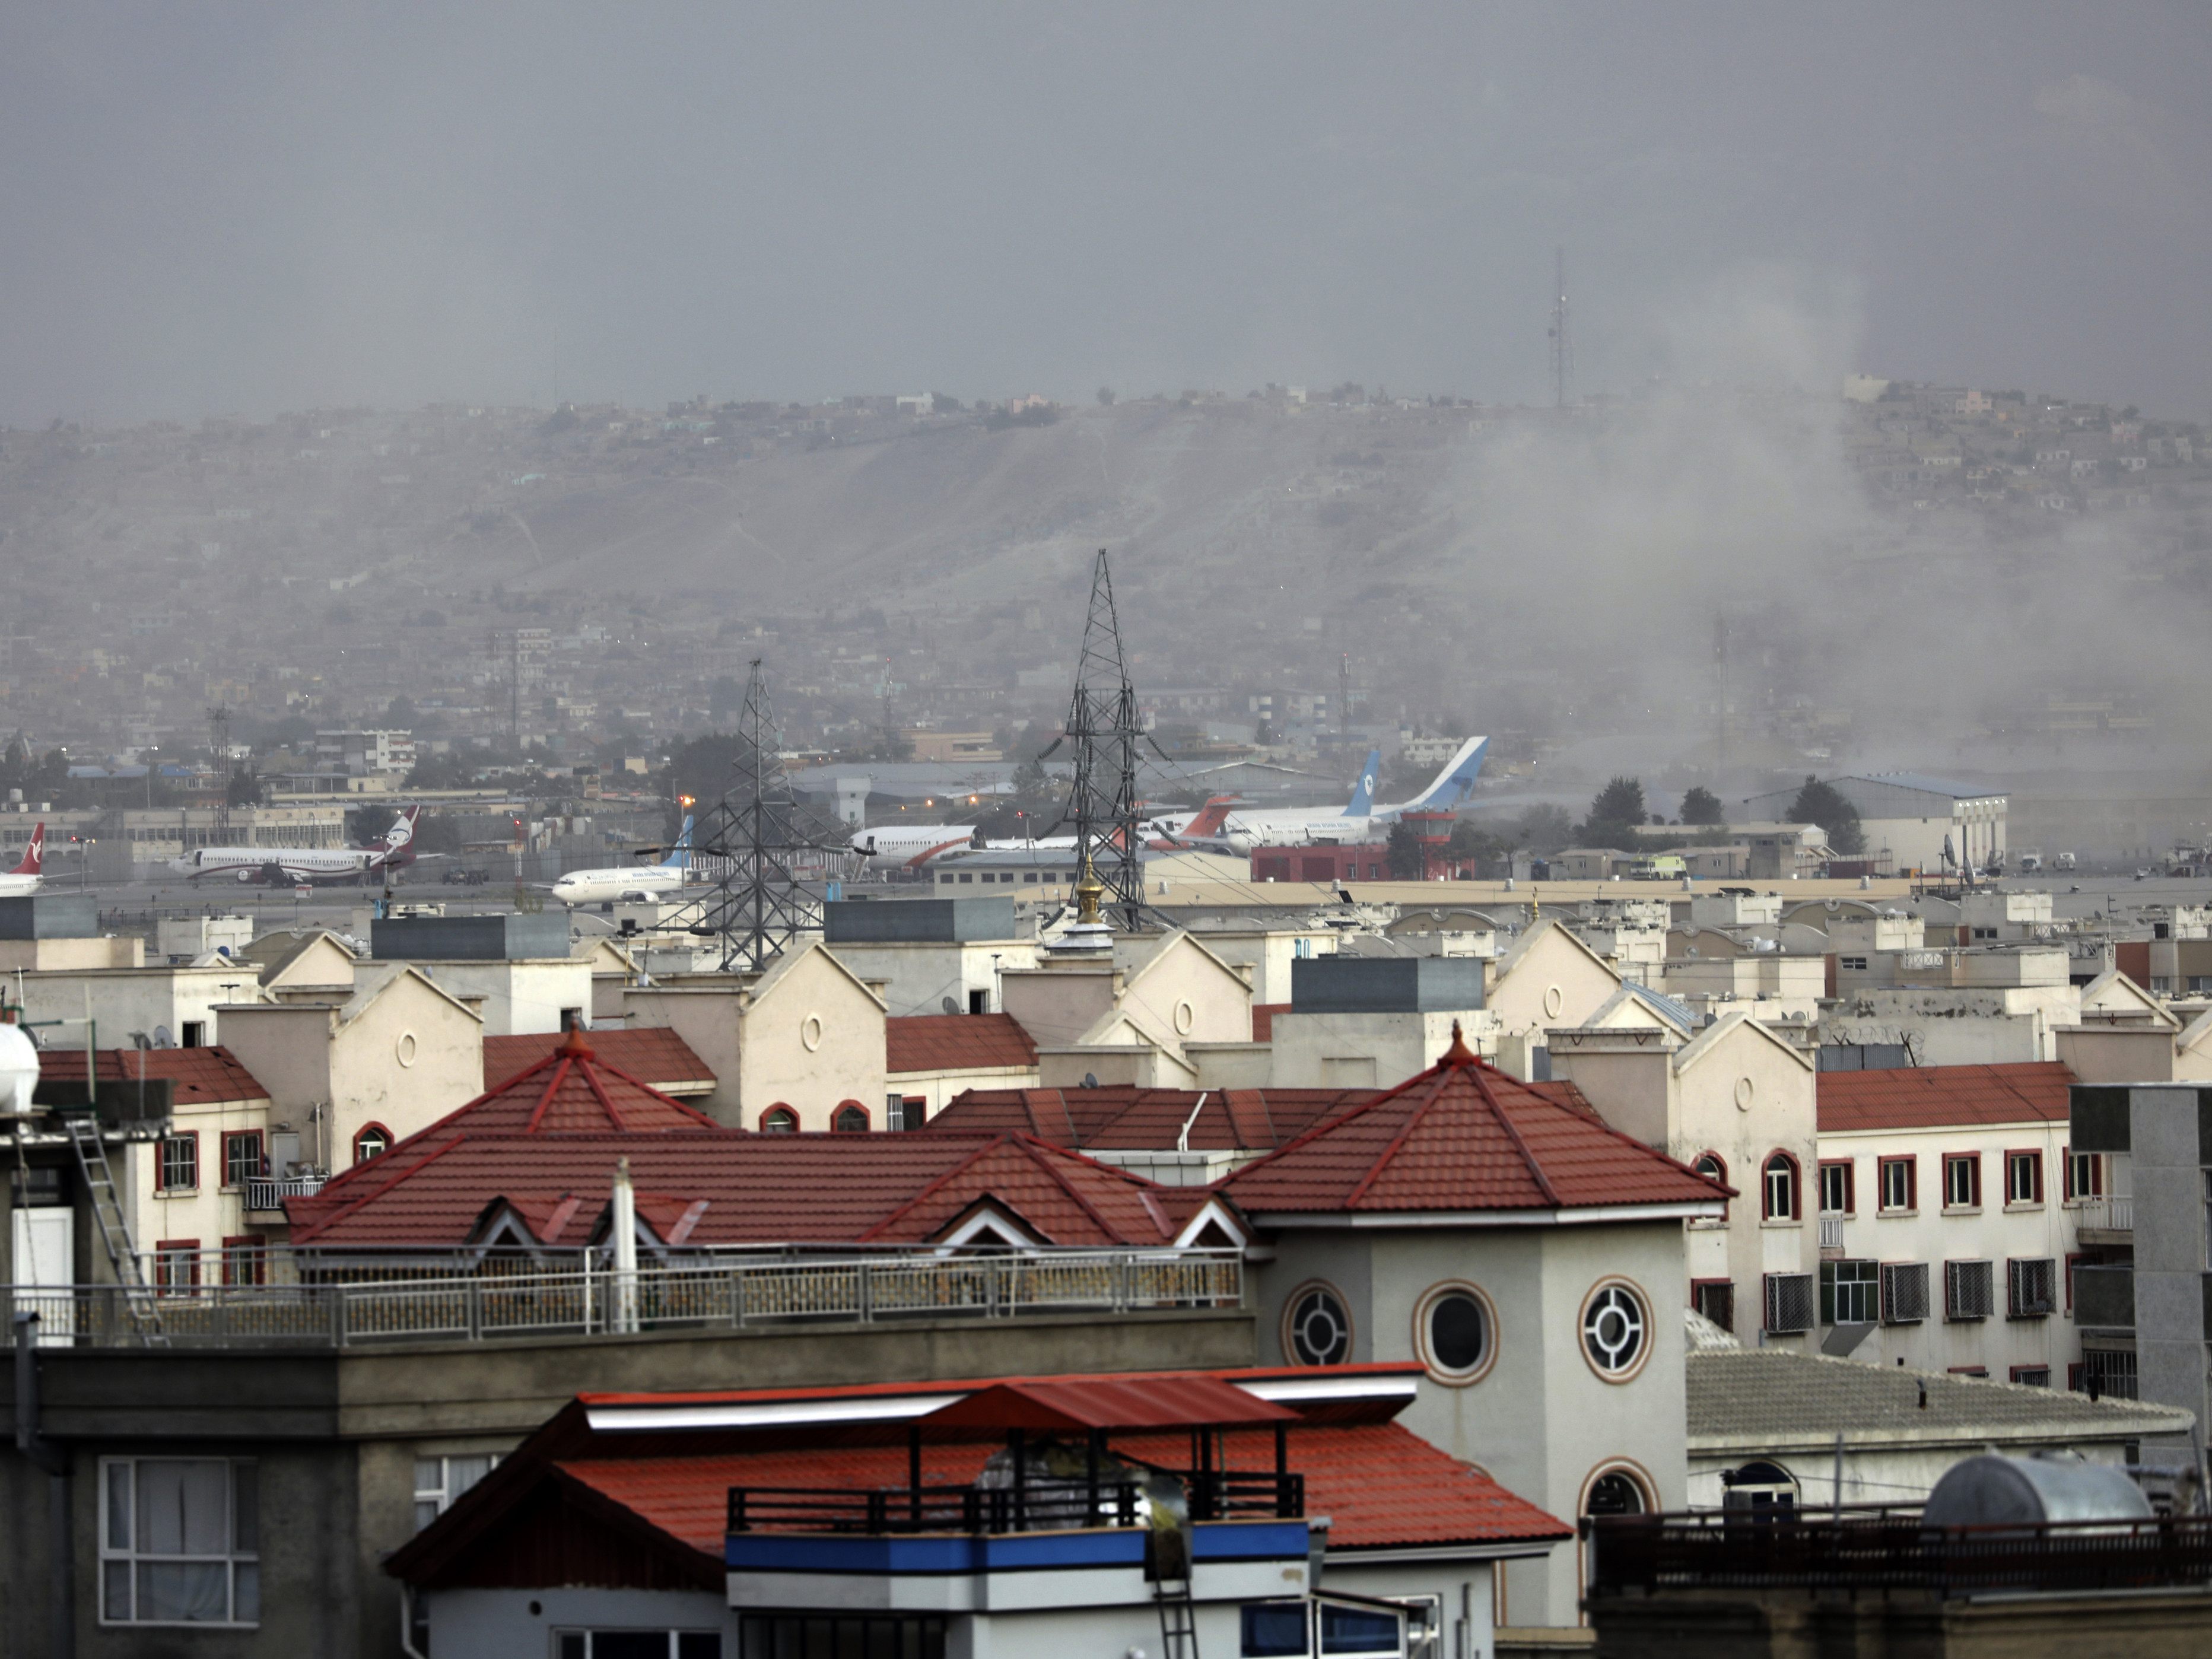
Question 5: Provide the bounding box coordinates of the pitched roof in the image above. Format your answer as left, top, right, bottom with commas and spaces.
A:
36, 1045, 268, 1105
925, 1086, 1372, 1152
485, 1028, 716, 1095
1688, 1346, 2192, 1450
1816, 1061, 2075, 1133
1222, 1029, 1730, 1216
886, 1013, 1038, 1075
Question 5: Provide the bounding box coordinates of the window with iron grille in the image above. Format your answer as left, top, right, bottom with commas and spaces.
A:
1943, 1153, 1981, 1210
1763, 1272, 1814, 1334
2011, 1365, 2051, 1387
1691, 1279, 1734, 1333
1945, 1258, 1994, 1320
158, 1135, 198, 1193
1880, 1261, 1930, 1324
2076, 1349, 2138, 1400
1820, 1260, 1879, 1325
2007, 1257, 2057, 1318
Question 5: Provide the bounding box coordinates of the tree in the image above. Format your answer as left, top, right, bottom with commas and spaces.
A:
1516, 803, 1575, 856
1385, 821, 1425, 880
1787, 776, 1867, 856
386, 694, 417, 727
1097, 387, 1116, 406
1446, 818, 1508, 878
1582, 776, 1647, 846
1680, 786, 1725, 825
226, 765, 266, 808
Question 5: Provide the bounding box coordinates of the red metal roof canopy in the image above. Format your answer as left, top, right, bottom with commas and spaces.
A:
921, 1375, 1297, 1432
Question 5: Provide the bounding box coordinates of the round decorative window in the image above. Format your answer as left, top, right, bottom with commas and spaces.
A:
1579, 1279, 1651, 1381
1543, 984, 1565, 1019
1734, 1075, 1755, 1111
1173, 999, 1196, 1036
800, 1014, 824, 1052
395, 1031, 418, 1068
1283, 1283, 1353, 1367
1413, 1282, 1496, 1385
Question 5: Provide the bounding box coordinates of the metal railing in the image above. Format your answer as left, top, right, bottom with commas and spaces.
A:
0, 1248, 1244, 1349
2074, 1195, 2134, 1232
243, 1176, 326, 1211
1588, 1511, 2212, 1598
727, 1470, 1302, 1535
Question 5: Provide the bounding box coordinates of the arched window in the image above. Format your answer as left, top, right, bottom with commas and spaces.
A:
759, 1105, 799, 1134
354, 1124, 391, 1164
1282, 1282, 1353, 1366
832, 1101, 870, 1134
1763, 1152, 1800, 1222
1694, 1151, 1728, 1221
1584, 1467, 1651, 1517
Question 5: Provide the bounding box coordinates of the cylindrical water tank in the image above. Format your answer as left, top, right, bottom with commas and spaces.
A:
1922, 1454, 2150, 1527
0, 1018, 42, 1115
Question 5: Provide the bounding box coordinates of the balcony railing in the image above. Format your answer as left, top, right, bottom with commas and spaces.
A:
1588, 1511, 2212, 1598
243, 1176, 326, 1211
0, 1248, 1244, 1350
2073, 1195, 2134, 1233
727, 1471, 1304, 1536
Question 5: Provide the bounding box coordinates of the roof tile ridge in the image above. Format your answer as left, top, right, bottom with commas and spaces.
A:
288, 1133, 471, 1241
1345, 1067, 1455, 1208
1008, 1134, 1127, 1242
574, 1051, 720, 1124
1502, 1069, 1737, 1199
856, 1134, 1010, 1241
1222, 1063, 1434, 1187
1467, 1067, 1563, 1209
524, 1055, 576, 1133
577, 1050, 631, 1132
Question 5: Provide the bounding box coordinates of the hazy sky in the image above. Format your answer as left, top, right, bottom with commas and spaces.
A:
5, 4, 2208, 424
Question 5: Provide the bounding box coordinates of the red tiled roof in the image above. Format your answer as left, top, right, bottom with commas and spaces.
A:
886, 1013, 1038, 1075
554, 1421, 1567, 1554
1222, 1032, 1730, 1215
927, 1086, 1372, 1152
1817, 1061, 2076, 1132
485, 1028, 717, 1093
286, 1129, 1213, 1250
36, 1045, 268, 1105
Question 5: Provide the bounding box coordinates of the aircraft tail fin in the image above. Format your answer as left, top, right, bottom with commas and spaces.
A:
660, 815, 695, 870
1398, 738, 1490, 813
1178, 796, 1239, 840
10, 823, 43, 876
1342, 749, 1382, 816
377, 806, 422, 866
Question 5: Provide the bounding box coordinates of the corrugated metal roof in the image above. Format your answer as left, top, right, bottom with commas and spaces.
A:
1817, 1061, 2074, 1132
886, 1014, 1038, 1075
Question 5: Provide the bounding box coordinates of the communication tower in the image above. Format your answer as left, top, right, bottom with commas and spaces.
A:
207, 705, 233, 839
1058, 551, 1145, 931
691, 660, 827, 972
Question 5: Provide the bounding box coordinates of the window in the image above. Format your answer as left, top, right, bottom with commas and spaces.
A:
180, 1021, 205, 1048
154, 1240, 200, 1295
1690, 1279, 1734, 1333
1817, 1160, 1853, 1216
1242, 1603, 1309, 1657
1820, 1260, 1879, 1325
158, 1133, 199, 1193
1693, 1152, 1728, 1222
1880, 1261, 1930, 1324
1581, 1280, 1651, 1378
352, 1124, 390, 1164
2007, 1257, 2057, 1318
759, 1105, 799, 1133
967, 988, 988, 1015
1762, 1153, 1800, 1222
221, 1132, 264, 1190
1840, 955, 1869, 971
1878, 1156, 1916, 1213
1285, 1283, 1353, 1366
831, 1101, 870, 1133
891, 1095, 927, 1133
1413, 1283, 1495, 1384
739, 1617, 939, 1659
221, 1237, 265, 1287
557, 1634, 724, 1659
1944, 1258, 1995, 1320
413, 1454, 501, 1531
99, 1459, 258, 1626
1318, 1598, 1403, 1655
2011, 1365, 2052, 1387
2076, 1349, 2137, 1400
2064, 1147, 2103, 1200
2005, 1150, 2043, 1206
1763, 1272, 1815, 1334
1943, 1153, 1981, 1210
1584, 1469, 1650, 1517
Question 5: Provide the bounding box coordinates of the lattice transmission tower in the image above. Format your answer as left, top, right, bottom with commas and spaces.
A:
207, 705, 234, 839
1060, 550, 1145, 931
1549, 246, 1573, 410
689, 660, 828, 972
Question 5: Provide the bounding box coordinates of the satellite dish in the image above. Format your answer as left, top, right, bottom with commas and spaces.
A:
152, 1026, 176, 1049
1081, 1072, 1098, 1089
941, 996, 961, 1015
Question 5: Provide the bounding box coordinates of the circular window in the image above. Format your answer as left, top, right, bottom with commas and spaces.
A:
1584, 1467, 1651, 1517
1543, 984, 1565, 1019
1173, 999, 1196, 1035
1734, 1075, 1755, 1111
800, 1015, 824, 1053
1579, 1279, 1651, 1381
395, 1031, 418, 1068
1413, 1282, 1497, 1384
1282, 1283, 1353, 1367
760, 1105, 799, 1133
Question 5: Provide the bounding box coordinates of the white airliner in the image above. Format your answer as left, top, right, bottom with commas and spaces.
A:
0, 824, 45, 897
848, 822, 981, 872
549, 816, 695, 906
170, 807, 425, 885
1200, 738, 1490, 851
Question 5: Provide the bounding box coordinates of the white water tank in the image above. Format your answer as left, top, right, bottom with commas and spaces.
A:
1922, 1454, 2150, 1527
0, 1018, 42, 1114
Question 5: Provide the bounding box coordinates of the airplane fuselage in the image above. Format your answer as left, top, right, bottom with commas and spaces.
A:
550, 866, 691, 906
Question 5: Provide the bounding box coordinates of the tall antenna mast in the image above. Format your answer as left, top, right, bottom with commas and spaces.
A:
1063, 550, 1145, 931
1549, 246, 1573, 410
207, 705, 233, 840
693, 660, 824, 972
1339, 652, 1352, 736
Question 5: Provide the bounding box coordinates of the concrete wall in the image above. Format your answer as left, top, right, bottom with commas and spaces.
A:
997, 967, 1116, 1050
736, 947, 888, 1131
1270, 1009, 1483, 1088
1488, 927, 1622, 1045
326, 974, 484, 1165
2124, 1086, 2209, 1454
821, 937, 1039, 1018
405, 958, 591, 1036
2057, 1025, 2175, 1083
17, 965, 242, 1047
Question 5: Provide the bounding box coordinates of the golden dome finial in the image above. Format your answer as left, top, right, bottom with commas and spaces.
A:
1075, 851, 1106, 926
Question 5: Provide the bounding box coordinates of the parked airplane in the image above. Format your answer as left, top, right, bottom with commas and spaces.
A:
848, 822, 980, 872
983, 796, 1242, 853
170, 807, 427, 885
0, 824, 45, 897
1198, 739, 1489, 851
549, 816, 695, 906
